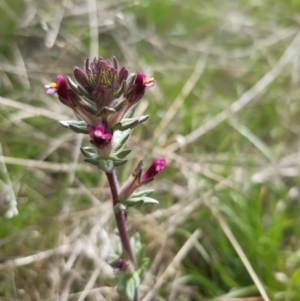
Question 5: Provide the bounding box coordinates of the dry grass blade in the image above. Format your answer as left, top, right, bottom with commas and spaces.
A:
229, 119, 275, 165
252, 150, 300, 183
66, 287, 117, 300
12, 43, 30, 88
77, 268, 101, 301
0, 96, 69, 121
0, 144, 18, 218
44, 2, 65, 48
216, 297, 264, 301
154, 56, 206, 143
141, 229, 201, 301
68, 134, 84, 183
0, 155, 92, 172
0, 244, 71, 270
167, 31, 300, 152
87, 0, 99, 57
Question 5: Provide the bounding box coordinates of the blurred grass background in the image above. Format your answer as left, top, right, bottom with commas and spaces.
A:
1, 0, 300, 300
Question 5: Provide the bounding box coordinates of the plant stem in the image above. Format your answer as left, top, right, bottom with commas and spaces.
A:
106, 170, 138, 301
106, 170, 136, 266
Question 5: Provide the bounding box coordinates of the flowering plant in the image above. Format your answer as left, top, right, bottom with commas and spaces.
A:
45, 56, 166, 300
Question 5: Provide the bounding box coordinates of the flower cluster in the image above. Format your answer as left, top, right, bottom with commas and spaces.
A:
45, 56, 165, 198
45, 57, 154, 131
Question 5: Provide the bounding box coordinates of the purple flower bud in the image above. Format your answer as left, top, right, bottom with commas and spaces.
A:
74, 66, 92, 92
116, 258, 125, 269
118, 67, 129, 84
141, 157, 166, 182
109, 258, 127, 270
45, 75, 72, 106
119, 158, 166, 201
88, 124, 112, 147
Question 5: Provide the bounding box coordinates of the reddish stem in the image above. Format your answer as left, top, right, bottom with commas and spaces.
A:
106, 171, 136, 265
106, 170, 138, 301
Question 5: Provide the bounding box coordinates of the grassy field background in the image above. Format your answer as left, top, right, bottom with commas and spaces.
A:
1, 0, 300, 300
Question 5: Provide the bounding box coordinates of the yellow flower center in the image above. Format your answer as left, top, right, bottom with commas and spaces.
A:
49, 82, 57, 88
145, 77, 150, 83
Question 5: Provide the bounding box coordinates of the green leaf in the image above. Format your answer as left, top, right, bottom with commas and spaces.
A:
82, 94, 96, 107
112, 129, 131, 152
139, 257, 150, 273
114, 99, 126, 112
79, 97, 97, 115
84, 157, 99, 165
131, 233, 143, 257
139, 196, 159, 205
116, 273, 127, 292
114, 203, 127, 213
123, 199, 144, 208
115, 149, 131, 159
125, 276, 136, 301
115, 196, 158, 211
109, 149, 131, 168
112, 158, 128, 167
132, 271, 141, 288
129, 234, 150, 275
96, 106, 116, 117
126, 73, 136, 89
131, 189, 154, 198
115, 81, 127, 98
97, 159, 114, 172
80, 146, 96, 159
59, 120, 88, 134
81, 146, 95, 152
124, 196, 159, 208
81, 151, 114, 172
78, 84, 92, 99
114, 115, 149, 131
67, 76, 80, 93
68, 89, 83, 107
125, 105, 136, 118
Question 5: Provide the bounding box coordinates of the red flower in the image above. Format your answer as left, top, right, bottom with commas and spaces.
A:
135, 72, 155, 88
141, 157, 166, 182
118, 158, 166, 201
127, 72, 155, 103
45, 75, 72, 107
88, 124, 112, 147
